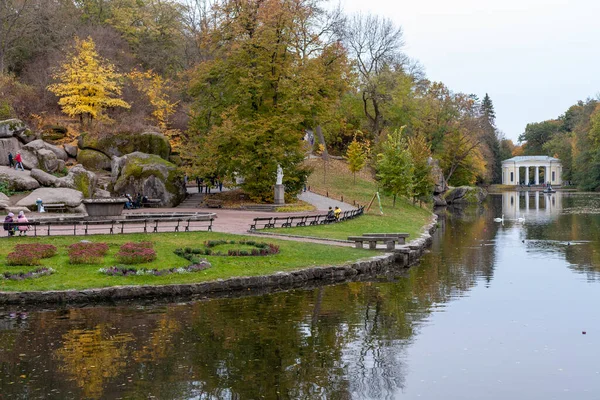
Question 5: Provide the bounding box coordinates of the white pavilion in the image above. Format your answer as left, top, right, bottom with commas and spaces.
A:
501, 156, 562, 186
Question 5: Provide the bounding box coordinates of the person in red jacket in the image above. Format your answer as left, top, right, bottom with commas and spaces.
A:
14, 152, 24, 171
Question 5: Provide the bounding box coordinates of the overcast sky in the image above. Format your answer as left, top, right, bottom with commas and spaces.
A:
342, 0, 600, 142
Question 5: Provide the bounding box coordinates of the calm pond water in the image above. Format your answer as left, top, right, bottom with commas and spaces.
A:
2, 191, 600, 399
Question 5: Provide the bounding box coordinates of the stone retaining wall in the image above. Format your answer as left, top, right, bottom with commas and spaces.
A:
0, 214, 438, 306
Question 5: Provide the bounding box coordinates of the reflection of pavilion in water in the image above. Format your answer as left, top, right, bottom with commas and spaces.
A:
502, 191, 562, 220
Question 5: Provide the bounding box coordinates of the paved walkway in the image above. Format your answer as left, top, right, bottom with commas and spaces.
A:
298, 191, 355, 211
8, 190, 362, 247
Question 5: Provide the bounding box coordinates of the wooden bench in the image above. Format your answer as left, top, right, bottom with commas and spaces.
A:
250, 217, 274, 230
363, 233, 410, 245
205, 199, 223, 208
348, 236, 399, 250
44, 203, 67, 213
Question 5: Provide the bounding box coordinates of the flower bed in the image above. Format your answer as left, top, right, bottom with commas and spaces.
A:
2, 267, 55, 280
176, 240, 280, 258
99, 261, 211, 277
68, 242, 109, 264
6, 244, 57, 266
115, 242, 157, 264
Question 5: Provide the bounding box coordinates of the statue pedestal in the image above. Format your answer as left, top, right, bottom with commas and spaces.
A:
274, 184, 285, 205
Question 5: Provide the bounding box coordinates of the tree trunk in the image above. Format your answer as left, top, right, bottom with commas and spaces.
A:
314, 125, 328, 160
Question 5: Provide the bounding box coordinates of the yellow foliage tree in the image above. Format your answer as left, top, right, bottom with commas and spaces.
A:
47, 37, 130, 126
129, 69, 181, 149
345, 134, 367, 184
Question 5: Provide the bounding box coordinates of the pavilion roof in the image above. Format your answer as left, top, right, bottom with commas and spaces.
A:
502, 156, 560, 163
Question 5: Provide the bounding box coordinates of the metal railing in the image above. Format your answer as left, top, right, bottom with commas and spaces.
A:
250, 206, 364, 230
3, 213, 216, 237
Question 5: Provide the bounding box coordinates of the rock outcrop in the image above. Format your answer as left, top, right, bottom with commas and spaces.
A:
78, 130, 171, 160
16, 188, 84, 210
24, 139, 68, 161
443, 186, 487, 204
0, 166, 40, 191
57, 165, 98, 198
0, 119, 28, 138
77, 149, 112, 171
0, 137, 21, 166
30, 169, 60, 187
111, 152, 184, 206
0, 193, 10, 210
64, 143, 78, 158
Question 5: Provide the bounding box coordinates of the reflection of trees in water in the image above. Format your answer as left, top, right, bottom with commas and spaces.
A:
0, 205, 504, 399
521, 194, 600, 281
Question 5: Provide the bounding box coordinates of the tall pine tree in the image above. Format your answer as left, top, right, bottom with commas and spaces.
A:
480, 93, 502, 183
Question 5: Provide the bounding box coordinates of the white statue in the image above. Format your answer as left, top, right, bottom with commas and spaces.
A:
276, 164, 284, 185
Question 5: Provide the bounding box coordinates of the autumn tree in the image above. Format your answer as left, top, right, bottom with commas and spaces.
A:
376, 127, 414, 206
407, 132, 433, 204
438, 95, 486, 186
185, 0, 347, 202
345, 13, 407, 137
130, 69, 180, 147
345, 134, 367, 183
47, 37, 130, 126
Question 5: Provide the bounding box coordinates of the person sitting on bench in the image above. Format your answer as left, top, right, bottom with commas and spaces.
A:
326, 207, 335, 223
334, 206, 341, 221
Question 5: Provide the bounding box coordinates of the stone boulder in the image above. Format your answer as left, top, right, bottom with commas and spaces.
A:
0, 119, 27, 139
0, 166, 40, 191
19, 148, 39, 170
112, 152, 184, 206
0, 192, 10, 210
78, 130, 171, 160
57, 164, 98, 198
14, 129, 40, 144
428, 157, 447, 195
64, 144, 78, 158
77, 149, 112, 171
0, 137, 22, 166
443, 186, 488, 204
30, 168, 60, 187
36, 149, 60, 173
24, 139, 68, 161
93, 188, 112, 198
16, 188, 84, 210
433, 194, 447, 207
41, 125, 68, 142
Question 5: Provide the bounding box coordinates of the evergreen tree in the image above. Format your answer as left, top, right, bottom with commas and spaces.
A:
47, 37, 130, 126
480, 93, 502, 183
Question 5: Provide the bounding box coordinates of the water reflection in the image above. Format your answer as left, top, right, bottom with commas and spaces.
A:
501, 190, 563, 222
2, 193, 600, 398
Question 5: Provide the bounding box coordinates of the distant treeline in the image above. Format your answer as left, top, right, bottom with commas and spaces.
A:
519, 98, 600, 190
1, 0, 509, 200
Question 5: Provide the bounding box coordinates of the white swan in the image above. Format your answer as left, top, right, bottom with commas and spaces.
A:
494, 214, 504, 222
517, 214, 526, 222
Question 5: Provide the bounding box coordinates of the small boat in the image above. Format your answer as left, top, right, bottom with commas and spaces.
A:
543, 187, 556, 194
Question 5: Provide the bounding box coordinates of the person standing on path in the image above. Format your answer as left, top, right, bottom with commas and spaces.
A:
8, 152, 14, 168
14, 152, 24, 171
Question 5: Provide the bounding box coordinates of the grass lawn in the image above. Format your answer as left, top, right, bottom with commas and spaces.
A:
273, 158, 433, 240
0, 231, 374, 292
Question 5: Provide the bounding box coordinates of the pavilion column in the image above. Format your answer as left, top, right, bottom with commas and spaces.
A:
535, 166, 539, 185
525, 167, 529, 185
545, 166, 549, 184
516, 166, 520, 185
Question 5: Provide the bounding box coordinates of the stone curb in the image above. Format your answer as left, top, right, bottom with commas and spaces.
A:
0, 214, 438, 306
